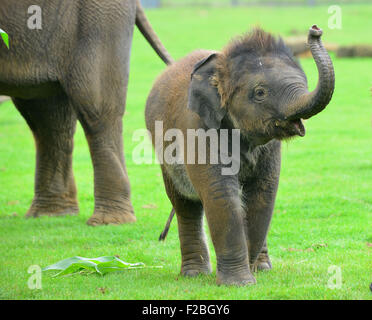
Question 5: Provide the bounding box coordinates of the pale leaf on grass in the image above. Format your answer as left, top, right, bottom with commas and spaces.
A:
42, 256, 158, 277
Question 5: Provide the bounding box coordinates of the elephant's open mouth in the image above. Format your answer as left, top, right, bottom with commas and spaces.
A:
289, 119, 306, 137
275, 118, 305, 139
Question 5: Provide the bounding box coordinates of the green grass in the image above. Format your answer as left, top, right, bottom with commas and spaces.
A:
162, 0, 368, 6
1, 5, 372, 300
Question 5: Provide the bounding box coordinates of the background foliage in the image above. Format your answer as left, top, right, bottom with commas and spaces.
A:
143, 0, 371, 8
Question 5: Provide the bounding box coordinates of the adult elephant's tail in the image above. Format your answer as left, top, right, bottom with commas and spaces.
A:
136, 0, 173, 65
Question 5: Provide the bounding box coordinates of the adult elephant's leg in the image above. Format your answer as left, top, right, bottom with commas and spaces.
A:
61, 33, 136, 226
13, 95, 79, 217
80, 111, 135, 226
161, 168, 211, 276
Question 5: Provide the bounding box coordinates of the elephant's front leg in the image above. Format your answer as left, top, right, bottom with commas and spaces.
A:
176, 205, 212, 277
243, 141, 281, 271
242, 176, 279, 271
161, 168, 211, 277
13, 96, 79, 217
188, 166, 255, 286
252, 239, 271, 271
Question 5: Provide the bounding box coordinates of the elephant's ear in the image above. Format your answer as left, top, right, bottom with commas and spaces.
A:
187, 53, 226, 129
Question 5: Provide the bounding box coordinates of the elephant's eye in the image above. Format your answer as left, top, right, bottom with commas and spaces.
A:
253, 87, 267, 102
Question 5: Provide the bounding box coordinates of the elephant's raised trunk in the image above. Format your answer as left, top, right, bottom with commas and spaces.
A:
285, 25, 335, 120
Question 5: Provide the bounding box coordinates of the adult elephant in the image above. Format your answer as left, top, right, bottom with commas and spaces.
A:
0, 0, 172, 225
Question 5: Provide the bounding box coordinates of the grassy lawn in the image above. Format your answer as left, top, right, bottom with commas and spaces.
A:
0, 5, 371, 300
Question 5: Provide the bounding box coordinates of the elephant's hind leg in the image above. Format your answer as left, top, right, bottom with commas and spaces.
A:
61, 39, 136, 226
79, 112, 136, 226
13, 95, 79, 218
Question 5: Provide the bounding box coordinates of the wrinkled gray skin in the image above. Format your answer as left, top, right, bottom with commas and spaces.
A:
146, 26, 334, 286
0, 0, 172, 225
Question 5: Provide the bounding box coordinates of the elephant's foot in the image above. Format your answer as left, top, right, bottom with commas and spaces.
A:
251, 251, 272, 272
216, 268, 256, 286
86, 202, 136, 226
26, 199, 79, 218
181, 261, 212, 277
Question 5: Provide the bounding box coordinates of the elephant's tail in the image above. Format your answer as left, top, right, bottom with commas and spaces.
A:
159, 207, 176, 241
136, 0, 174, 65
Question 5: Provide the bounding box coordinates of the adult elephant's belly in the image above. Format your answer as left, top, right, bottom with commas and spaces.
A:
0, 53, 62, 99
0, 80, 63, 100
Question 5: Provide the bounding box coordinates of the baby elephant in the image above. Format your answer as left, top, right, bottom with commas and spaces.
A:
145, 26, 334, 286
